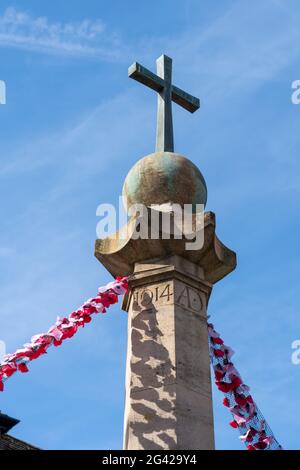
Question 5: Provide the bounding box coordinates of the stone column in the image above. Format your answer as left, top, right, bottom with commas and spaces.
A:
122, 255, 214, 450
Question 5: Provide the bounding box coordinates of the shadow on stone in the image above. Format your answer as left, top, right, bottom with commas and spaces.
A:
129, 293, 177, 450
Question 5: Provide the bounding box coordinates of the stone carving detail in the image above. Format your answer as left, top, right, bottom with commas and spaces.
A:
132, 282, 173, 310
175, 284, 205, 313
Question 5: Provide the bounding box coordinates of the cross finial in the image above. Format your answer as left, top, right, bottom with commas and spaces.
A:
128, 54, 200, 153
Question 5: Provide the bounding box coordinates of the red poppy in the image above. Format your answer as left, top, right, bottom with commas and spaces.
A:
254, 441, 268, 450
18, 363, 29, 373
247, 428, 258, 443
83, 306, 97, 315
231, 376, 242, 390
101, 292, 118, 306
229, 420, 238, 429
223, 397, 230, 407
216, 381, 234, 393
214, 349, 225, 358
211, 336, 224, 345
2, 365, 16, 378
82, 315, 92, 324
214, 369, 225, 381
247, 445, 256, 451
235, 394, 248, 407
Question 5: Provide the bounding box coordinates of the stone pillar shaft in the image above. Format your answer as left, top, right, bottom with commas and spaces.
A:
122, 255, 215, 450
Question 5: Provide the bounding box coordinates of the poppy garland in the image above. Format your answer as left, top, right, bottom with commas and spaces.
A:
0, 277, 128, 392
208, 323, 282, 450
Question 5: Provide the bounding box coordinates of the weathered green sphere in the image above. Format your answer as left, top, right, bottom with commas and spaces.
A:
122, 151, 207, 211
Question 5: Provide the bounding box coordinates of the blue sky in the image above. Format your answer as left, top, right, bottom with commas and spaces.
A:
0, 0, 300, 450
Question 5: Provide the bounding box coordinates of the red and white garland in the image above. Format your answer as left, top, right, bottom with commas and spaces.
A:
208, 322, 282, 450
0, 277, 128, 392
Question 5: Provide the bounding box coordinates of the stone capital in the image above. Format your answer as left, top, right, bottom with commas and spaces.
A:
122, 254, 212, 312
95, 211, 236, 284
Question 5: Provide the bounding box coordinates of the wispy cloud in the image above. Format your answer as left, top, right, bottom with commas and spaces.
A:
0, 7, 128, 60
160, 0, 300, 100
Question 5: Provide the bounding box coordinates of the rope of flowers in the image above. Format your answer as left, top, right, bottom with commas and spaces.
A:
0, 277, 128, 392
208, 322, 282, 450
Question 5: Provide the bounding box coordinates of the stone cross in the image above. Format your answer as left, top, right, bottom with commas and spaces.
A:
128, 55, 200, 153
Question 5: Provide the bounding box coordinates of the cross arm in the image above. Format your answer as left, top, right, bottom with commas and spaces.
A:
171, 85, 200, 113
128, 62, 164, 93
